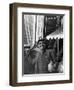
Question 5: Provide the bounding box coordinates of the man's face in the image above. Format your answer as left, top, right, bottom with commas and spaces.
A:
37, 41, 43, 50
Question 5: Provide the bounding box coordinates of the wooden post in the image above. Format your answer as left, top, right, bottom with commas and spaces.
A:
56, 38, 59, 61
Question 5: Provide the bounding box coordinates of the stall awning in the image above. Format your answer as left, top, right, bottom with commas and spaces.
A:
46, 27, 63, 39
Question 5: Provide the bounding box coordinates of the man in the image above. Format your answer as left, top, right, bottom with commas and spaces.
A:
25, 39, 49, 74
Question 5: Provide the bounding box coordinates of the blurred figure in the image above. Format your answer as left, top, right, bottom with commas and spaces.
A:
47, 39, 63, 73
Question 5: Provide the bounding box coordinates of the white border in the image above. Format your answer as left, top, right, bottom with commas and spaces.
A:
17, 7, 70, 82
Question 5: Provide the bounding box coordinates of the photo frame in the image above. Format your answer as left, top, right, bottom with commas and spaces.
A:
9, 3, 72, 86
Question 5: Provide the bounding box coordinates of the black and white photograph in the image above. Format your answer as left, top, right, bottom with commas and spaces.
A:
10, 3, 72, 86
22, 14, 64, 75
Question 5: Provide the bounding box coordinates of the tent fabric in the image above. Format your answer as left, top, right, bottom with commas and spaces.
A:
46, 27, 63, 39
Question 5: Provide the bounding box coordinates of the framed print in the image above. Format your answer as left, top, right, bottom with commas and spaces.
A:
9, 3, 72, 86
